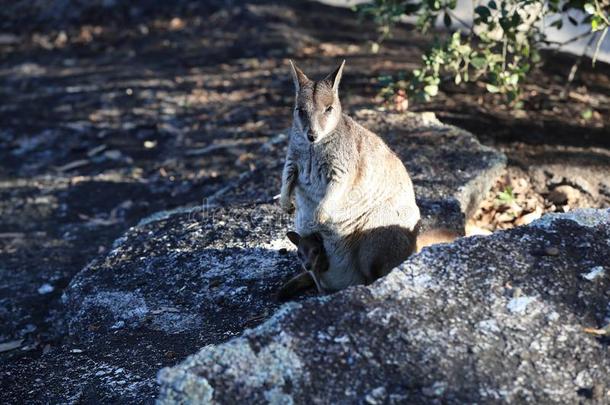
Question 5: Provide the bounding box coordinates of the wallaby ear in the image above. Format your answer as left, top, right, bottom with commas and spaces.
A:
324, 60, 345, 93
286, 231, 301, 246
289, 60, 309, 92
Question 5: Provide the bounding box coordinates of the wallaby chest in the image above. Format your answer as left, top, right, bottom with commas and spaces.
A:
293, 141, 334, 199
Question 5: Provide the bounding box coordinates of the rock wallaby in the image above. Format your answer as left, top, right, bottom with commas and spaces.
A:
277, 227, 461, 300
277, 231, 328, 301
279, 60, 421, 292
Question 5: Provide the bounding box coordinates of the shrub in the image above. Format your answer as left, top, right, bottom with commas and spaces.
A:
358, 0, 610, 105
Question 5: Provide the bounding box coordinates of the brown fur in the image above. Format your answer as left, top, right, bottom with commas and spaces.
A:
277, 271, 315, 302
278, 227, 460, 300
277, 231, 329, 301
415, 228, 461, 252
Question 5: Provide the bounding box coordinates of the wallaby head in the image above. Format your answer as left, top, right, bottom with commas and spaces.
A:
278, 231, 329, 300
286, 231, 328, 273
289, 60, 345, 143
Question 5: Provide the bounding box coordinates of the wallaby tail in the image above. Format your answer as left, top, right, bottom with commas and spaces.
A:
416, 228, 461, 253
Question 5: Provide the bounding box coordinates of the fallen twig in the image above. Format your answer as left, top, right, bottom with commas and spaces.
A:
56, 159, 89, 172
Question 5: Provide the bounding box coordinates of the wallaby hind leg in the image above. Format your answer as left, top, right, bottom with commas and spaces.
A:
277, 271, 315, 301
359, 225, 417, 284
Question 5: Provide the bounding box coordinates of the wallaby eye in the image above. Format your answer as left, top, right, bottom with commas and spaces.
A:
325, 105, 333, 113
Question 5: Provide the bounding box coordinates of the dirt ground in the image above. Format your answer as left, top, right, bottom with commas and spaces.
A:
0, 0, 608, 384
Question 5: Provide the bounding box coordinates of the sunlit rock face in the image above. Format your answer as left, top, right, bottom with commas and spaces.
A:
63, 204, 296, 343
159, 209, 610, 404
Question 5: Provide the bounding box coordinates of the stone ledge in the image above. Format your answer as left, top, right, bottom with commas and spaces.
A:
158, 209, 610, 404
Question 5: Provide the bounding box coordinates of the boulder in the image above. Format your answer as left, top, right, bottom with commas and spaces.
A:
2, 204, 300, 403
63, 204, 296, 343
158, 209, 610, 403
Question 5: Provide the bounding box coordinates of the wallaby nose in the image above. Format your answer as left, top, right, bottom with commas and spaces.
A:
305, 263, 312, 270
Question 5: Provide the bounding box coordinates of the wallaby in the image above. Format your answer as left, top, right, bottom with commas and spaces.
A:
277, 231, 328, 301
277, 227, 461, 301
279, 60, 421, 291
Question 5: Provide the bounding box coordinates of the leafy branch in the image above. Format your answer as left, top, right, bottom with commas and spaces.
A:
358, 0, 610, 105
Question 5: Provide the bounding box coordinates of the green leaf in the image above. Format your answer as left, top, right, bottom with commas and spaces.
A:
508, 73, 519, 85
591, 16, 604, 31
511, 13, 522, 27
497, 186, 515, 203
592, 17, 599, 31
364, 0, 586, 106
486, 83, 501, 93
424, 84, 439, 96
584, 3, 596, 14
470, 56, 487, 69
531, 51, 541, 63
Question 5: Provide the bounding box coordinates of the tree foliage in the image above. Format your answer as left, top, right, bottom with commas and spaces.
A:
358, 0, 610, 105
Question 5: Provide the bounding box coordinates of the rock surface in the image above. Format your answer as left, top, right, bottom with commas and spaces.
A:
2, 204, 299, 402
64, 203, 297, 343
158, 209, 610, 403
2, 0, 608, 402
0, 8, 507, 397
527, 155, 610, 209
1, 111, 505, 402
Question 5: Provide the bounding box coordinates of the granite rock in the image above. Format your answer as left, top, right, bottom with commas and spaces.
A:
158, 209, 610, 403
